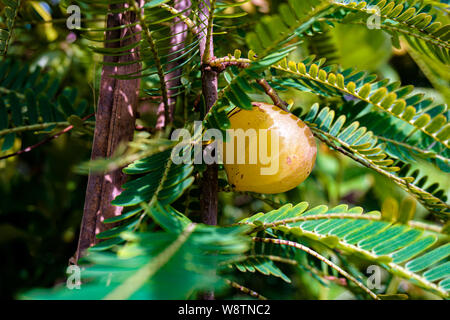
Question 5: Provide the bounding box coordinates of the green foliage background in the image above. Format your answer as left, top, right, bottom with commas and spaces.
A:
0, 0, 449, 300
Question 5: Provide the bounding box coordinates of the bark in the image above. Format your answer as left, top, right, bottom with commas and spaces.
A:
199, 0, 218, 226
199, 0, 218, 300
75, 1, 143, 261
255, 79, 289, 111
156, 0, 191, 129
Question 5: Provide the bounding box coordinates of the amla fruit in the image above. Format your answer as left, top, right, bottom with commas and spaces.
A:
223, 102, 317, 194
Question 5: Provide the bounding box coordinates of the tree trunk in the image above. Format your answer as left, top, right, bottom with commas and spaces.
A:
75, 1, 143, 261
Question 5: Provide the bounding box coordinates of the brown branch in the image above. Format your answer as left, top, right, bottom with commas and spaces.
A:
0, 113, 94, 161
75, 1, 143, 262
225, 280, 268, 300
199, 0, 218, 227
255, 78, 289, 111
200, 0, 215, 64
199, 0, 218, 301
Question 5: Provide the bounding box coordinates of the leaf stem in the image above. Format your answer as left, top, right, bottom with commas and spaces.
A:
255, 79, 288, 111
225, 279, 268, 300
0, 113, 94, 161
253, 237, 380, 300
310, 125, 450, 215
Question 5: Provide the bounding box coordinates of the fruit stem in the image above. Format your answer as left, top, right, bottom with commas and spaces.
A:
256, 79, 289, 111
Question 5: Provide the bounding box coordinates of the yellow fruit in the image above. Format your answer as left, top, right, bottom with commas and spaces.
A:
223, 102, 317, 194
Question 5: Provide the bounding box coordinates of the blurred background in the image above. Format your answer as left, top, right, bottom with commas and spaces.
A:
0, 0, 448, 299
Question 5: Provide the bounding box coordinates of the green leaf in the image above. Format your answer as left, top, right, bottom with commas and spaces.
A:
143, 0, 171, 9
143, 202, 191, 234
239, 202, 449, 297
1, 132, 15, 151
103, 207, 143, 224
406, 243, 450, 273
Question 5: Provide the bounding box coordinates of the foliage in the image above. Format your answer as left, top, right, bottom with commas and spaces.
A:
239, 202, 449, 297
0, 0, 449, 300
24, 213, 251, 300
0, 58, 94, 151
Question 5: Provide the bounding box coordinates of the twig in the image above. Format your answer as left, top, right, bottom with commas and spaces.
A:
199, 0, 219, 301
0, 113, 94, 161
225, 279, 268, 300
255, 79, 289, 111
253, 237, 380, 300
0, 121, 88, 137
199, 0, 218, 226
201, 0, 216, 64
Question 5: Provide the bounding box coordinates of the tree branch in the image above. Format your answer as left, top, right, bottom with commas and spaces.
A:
225, 279, 268, 300
199, 0, 218, 300
76, 1, 143, 261
255, 79, 289, 111
0, 114, 94, 161
199, 0, 218, 228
